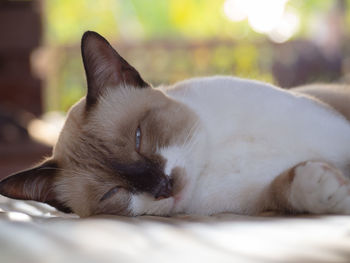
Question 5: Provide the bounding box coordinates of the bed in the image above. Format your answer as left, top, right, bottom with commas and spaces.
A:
0, 195, 350, 263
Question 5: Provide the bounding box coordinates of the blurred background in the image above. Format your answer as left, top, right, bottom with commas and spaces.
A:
0, 0, 350, 178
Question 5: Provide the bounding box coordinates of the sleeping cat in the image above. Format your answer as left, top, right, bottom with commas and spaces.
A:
1, 31, 350, 217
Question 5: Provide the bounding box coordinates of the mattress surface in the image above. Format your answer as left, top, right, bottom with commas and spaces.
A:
0, 195, 350, 263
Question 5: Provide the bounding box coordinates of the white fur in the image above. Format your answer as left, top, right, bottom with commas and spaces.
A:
130, 194, 174, 216
131, 76, 350, 215
160, 146, 187, 177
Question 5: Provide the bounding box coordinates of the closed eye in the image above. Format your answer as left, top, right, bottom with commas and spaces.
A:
100, 186, 120, 202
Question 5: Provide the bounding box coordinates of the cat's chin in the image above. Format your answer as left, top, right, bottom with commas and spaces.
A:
128, 193, 176, 216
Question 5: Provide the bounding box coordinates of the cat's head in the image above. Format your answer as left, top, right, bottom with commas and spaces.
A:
0, 31, 207, 217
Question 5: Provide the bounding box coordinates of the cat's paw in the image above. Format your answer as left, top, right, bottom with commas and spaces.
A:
290, 161, 350, 214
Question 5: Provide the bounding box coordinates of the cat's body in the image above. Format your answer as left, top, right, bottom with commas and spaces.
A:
1, 31, 350, 217
158, 77, 350, 215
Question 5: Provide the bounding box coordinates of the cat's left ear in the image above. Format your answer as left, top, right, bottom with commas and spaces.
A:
0, 160, 71, 213
81, 31, 150, 108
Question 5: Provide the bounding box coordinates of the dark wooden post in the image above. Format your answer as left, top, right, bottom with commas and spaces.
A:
0, 0, 42, 116
0, 1, 50, 179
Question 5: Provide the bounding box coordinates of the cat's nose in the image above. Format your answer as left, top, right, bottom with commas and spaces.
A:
154, 178, 173, 200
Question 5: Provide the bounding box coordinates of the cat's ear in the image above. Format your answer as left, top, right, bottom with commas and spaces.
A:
0, 160, 71, 213
81, 31, 150, 108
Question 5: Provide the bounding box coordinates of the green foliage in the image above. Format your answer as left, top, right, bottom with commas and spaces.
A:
46, 0, 348, 44
46, 0, 120, 44
45, 0, 261, 44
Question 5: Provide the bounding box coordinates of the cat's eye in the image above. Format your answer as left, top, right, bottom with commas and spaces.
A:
135, 126, 142, 151
100, 186, 120, 202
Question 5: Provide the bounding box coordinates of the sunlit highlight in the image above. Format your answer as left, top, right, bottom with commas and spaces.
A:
28, 112, 65, 146
268, 8, 300, 43
223, 0, 300, 42
223, 0, 247, 21
247, 0, 285, 33
7, 212, 32, 222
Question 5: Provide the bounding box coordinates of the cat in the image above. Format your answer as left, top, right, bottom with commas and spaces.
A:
1, 31, 350, 217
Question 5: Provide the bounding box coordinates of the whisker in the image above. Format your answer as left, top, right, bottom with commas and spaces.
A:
168, 121, 200, 169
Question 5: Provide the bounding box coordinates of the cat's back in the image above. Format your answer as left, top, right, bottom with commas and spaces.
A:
163, 76, 350, 173
163, 76, 344, 126
164, 76, 294, 115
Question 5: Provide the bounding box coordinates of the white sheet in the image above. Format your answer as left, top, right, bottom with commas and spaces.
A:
0, 195, 350, 263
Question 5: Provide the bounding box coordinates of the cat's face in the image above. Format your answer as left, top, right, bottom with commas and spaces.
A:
0, 31, 206, 217
52, 86, 200, 216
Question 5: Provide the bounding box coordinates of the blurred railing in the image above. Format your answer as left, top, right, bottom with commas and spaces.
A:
35, 38, 349, 112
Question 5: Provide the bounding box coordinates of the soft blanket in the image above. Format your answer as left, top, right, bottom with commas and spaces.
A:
0, 196, 349, 263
